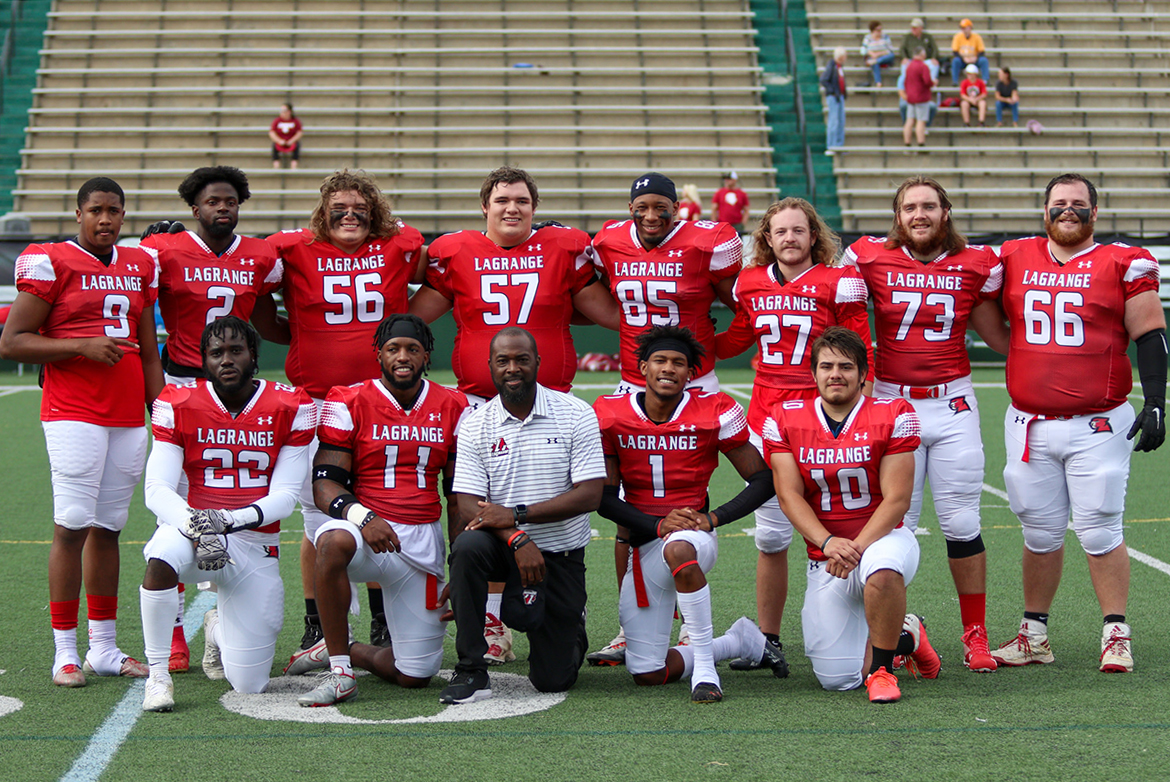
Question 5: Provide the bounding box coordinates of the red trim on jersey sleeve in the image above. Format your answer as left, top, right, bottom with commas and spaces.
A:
14, 244, 59, 303
317, 384, 362, 450
715, 394, 750, 452
150, 383, 188, 445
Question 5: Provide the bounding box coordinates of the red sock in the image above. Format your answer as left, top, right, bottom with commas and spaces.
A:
50, 598, 80, 630
87, 593, 118, 621
958, 593, 986, 628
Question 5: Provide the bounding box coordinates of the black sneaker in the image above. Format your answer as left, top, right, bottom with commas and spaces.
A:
299, 614, 323, 650
691, 681, 723, 703
370, 612, 392, 648
439, 669, 492, 704
762, 639, 789, 679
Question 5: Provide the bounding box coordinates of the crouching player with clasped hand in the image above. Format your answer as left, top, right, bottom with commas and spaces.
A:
765, 327, 940, 703
139, 316, 316, 711
593, 326, 787, 703
299, 314, 468, 707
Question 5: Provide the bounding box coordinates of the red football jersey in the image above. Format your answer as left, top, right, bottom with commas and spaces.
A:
678, 201, 702, 222
150, 379, 317, 533
15, 241, 157, 426
712, 187, 750, 225
592, 219, 742, 383
1000, 237, 1160, 416
270, 116, 302, 149
267, 225, 424, 399
594, 389, 749, 517
425, 225, 595, 398
763, 396, 920, 561
144, 231, 282, 369
843, 237, 1002, 386
718, 262, 872, 391
317, 378, 468, 524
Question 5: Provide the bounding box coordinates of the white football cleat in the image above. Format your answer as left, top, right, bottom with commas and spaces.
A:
202, 609, 226, 680
1100, 622, 1133, 673
142, 676, 175, 712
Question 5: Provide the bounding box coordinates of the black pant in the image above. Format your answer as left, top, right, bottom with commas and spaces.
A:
449, 529, 588, 692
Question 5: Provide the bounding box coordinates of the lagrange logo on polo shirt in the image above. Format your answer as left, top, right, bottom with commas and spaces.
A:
491, 437, 509, 456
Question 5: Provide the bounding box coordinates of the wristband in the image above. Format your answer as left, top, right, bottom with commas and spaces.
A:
345, 502, 374, 528
656, 518, 665, 538
820, 534, 835, 553
312, 463, 352, 486
706, 513, 716, 531
328, 493, 359, 520
508, 531, 532, 552
513, 504, 529, 524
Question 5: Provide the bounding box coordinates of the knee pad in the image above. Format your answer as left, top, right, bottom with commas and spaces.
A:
752, 505, 793, 554
1073, 521, 1124, 557
59, 503, 92, 530
1021, 521, 1067, 555
815, 667, 862, 692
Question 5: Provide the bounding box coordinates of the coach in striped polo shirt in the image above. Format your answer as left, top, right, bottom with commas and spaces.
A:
440, 327, 606, 705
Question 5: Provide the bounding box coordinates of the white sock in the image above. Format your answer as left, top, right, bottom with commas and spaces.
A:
174, 587, 185, 627
671, 644, 695, 680
675, 586, 717, 689
329, 654, 353, 677
1022, 618, 1048, 637
718, 616, 765, 663
486, 593, 502, 621
53, 629, 80, 672
140, 586, 178, 679
87, 618, 118, 658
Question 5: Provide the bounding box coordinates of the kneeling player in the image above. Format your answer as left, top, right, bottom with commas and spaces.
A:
299, 314, 467, 706
766, 327, 939, 703
593, 326, 785, 703
140, 317, 316, 711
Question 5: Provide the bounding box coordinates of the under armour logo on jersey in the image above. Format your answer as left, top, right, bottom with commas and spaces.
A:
123, 264, 139, 272
491, 437, 509, 455
527, 244, 542, 252
1078, 261, 1092, 269
1014, 416, 1028, 425
636, 178, 650, 188
946, 265, 963, 272
853, 432, 868, 441
546, 437, 560, 444
802, 285, 817, 293
239, 259, 255, 266
1088, 416, 1113, 434
949, 396, 972, 415
428, 412, 441, 421
678, 424, 696, 432
668, 250, 684, 258
256, 416, 273, 425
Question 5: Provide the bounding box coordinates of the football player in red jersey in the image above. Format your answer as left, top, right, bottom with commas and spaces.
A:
594, 326, 785, 702
138, 316, 316, 711
409, 165, 619, 406
989, 173, 1166, 673
1, 177, 163, 687
592, 172, 742, 396
263, 169, 426, 673
841, 176, 1006, 672
766, 327, 939, 703
298, 314, 468, 706
141, 165, 283, 671
715, 198, 872, 668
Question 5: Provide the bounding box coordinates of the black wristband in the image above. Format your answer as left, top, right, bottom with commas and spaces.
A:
820, 534, 835, 552
358, 511, 378, 530
508, 531, 532, 552
327, 493, 359, 520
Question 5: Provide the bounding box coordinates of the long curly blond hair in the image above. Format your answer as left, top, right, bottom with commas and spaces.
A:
308, 169, 399, 242
749, 198, 841, 268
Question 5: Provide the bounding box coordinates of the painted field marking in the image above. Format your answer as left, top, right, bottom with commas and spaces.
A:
60, 590, 216, 782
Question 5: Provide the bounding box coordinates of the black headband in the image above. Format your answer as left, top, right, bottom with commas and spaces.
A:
630, 172, 677, 203
644, 337, 696, 366
384, 318, 428, 346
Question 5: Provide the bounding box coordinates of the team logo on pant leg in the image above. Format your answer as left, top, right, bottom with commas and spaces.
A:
1088, 416, 1113, 434
263, 545, 279, 559
949, 396, 972, 414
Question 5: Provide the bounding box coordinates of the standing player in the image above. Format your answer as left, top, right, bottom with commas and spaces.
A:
587, 172, 742, 663
766, 327, 939, 703
299, 315, 467, 706
714, 198, 872, 667
264, 169, 426, 673
841, 176, 1005, 672
593, 326, 785, 703
138, 316, 316, 711
141, 166, 283, 671
711, 172, 751, 234
592, 172, 742, 395
0, 177, 163, 686
409, 165, 619, 407
992, 173, 1165, 672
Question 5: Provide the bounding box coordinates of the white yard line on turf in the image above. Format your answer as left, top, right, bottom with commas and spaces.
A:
60, 590, 216, 782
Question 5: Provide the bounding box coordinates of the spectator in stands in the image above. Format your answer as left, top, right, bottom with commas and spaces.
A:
951, 19, 990, 85
897, 55, 939, 129
820, 47, 848, 155
859, 21, 895, 87
269, 103, 303, 170
678, 184, 703, 221
960, 64, 989, 127
712, 172, 750, 233
995, 67, 1020, 127
898, 18, 939, 68
902, 48, 936, 151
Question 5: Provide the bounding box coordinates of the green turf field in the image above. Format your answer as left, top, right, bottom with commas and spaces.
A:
1, 368, 1168, 782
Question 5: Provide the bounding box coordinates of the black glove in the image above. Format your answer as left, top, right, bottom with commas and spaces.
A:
140, 220, 186, 240
1127, 397, 1165, 452
532, 220, 564, 230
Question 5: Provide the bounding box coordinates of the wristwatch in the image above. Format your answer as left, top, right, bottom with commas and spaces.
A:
513, 504, 529, 524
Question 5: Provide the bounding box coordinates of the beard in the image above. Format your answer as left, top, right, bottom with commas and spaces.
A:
495, 375, 535, 405
383, 365, 424, 391
896, 218, 946, 256
1045, 213, 1094, 248
203, 217, 236, 240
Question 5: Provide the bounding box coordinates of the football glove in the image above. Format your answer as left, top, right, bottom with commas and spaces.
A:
180, 508, 213, 540
140, 220, 186, 240
195, 533, 232, 571
1127, 398, 1165, 453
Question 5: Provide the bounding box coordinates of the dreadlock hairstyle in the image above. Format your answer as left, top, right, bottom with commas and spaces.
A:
373, 313, 435, 373
200, 315, 261, 375
635, 324, 705, 373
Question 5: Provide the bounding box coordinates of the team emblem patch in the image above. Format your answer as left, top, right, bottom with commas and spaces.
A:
262, 545, 279, 559
1088, 417, 1113, 434
491, 437, 509, 456
949, 396, 972, 414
